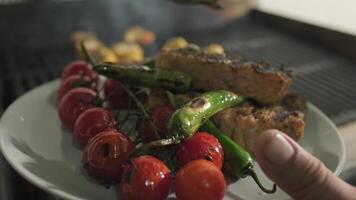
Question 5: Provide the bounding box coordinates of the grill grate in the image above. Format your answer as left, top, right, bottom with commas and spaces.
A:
1, 45, 74, 107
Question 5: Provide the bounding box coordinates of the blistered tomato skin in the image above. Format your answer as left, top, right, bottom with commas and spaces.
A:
174, 160, 226, 200
73, 107, 116, 146
61, 60, 98, 82
177, 132, 223, 169
120, 155, 171, 200
83, 130, 135, 185
140, 106, 175, 142
58, 87, 97, 130
58, 75, 97, 101
104, 78, 129, 109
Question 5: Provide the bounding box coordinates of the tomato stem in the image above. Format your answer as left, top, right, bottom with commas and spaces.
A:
120, 83, 175, 170
81, 42, 97, 67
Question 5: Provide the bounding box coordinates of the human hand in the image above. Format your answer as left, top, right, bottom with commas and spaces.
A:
255, 129, 356, 200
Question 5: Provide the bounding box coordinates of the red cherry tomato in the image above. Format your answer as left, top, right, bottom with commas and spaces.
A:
61, 60, 98, 82
73, 107, 116, 146
104, 78, 129, 109
83, 130, 135, 184
120, 155, 171, 200
58, 87, 97, 130
58, 75, 97, 101
174, 159, 226, 200
140, 106, 175, 142
177, 132, 223, 169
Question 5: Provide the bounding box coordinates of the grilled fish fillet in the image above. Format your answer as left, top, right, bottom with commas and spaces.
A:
213, 96, 306, 156
156, 48, 292, 104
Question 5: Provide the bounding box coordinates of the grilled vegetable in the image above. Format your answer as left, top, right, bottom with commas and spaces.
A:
162, 37, 189, 51
81, 43, 192, 91
168, 91, 276, 193
137, 90, 244, 149
94, 63, 192, 91
200, 120, 276, 193
168, 90, 245, 141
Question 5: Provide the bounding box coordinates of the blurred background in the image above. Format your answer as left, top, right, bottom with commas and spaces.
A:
0, 0, 356, 199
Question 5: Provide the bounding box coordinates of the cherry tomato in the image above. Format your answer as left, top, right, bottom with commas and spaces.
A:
140, 106, 175, 142
177, 132, 223, 169
83, 130, 135, 184
58, 75, 97, 101
174, 159, 226, 200
58, 87, 97, 130
61, 60, 98, 82
120, 155, 171, 200
104, 78, 129, 109
73, 107, 116, 146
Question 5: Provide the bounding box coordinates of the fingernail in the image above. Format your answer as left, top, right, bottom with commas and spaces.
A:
265, 132, 294, 165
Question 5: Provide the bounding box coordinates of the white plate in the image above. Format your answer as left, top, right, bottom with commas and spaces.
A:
0, 80, 346, 200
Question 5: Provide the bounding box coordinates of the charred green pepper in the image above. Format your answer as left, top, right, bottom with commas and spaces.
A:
168, 90, 245, 141
94, 63, 191, 91
81, 42, 191, 91
167, 91, 276, 193
200, 120, 276, 193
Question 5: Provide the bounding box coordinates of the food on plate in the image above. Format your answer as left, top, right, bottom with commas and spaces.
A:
56, 28, 307, 198
58, 74, 97, 101
83, 130, 135, 184
174, 159, 226, 200
177, 132, 224, 169
119, 155, 171, 200
94, 62, 192, 91
60, 60, 98, 82
139, 105, 175, 142
124, 26, 156, 45
280, 93, 308, 113
142, 89, 171, 110
58, 87, 98, 130
71, 32, 119, 63
112, 42, 144, 63
136, 88, 306, 156
204, 43, 225, 55
156, 48, 292, 104
104, 78, 129, 109
166, 90, 245, 143
72, 26, 155, 64
162, 36, 189, 51
213, 96, 306, 155
73, 108, 117, 146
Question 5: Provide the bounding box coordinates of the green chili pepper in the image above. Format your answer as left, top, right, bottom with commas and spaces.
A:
167, 91, 276, 193
142, 57, 155, 68
140, 90, 244, 147
81, 42, 192, 91
200, 121, 276, 193
168, 90, 245, 141
94, 63, 192, 91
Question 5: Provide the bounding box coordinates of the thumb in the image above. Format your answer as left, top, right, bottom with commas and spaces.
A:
255, 129, 356, 200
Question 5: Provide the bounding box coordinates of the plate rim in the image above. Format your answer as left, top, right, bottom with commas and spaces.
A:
0, 79, 86, 200
0, 79, 347, 200
307, 103, 346, 176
